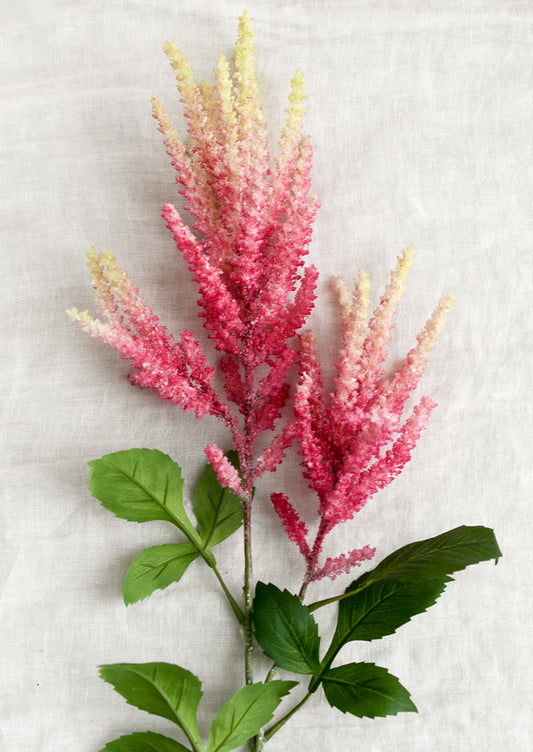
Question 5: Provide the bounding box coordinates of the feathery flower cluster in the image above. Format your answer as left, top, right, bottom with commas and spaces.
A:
68, 12, 453, 591
67, 12, 318, 495
272, 248, 454, 583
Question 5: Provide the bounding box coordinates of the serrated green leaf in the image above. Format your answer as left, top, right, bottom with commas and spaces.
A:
333, 577, 448, 646
322, 662, 417, 718
123, 543, 200, 605
192, 452, 243, 548
364, 525, 502, 584
88, 449, 200, 544
309, 525, 502, 613
253, 583, 320, 674
99, 662, 204, 752
206, 681, 296, 752
100, 731, 191, 752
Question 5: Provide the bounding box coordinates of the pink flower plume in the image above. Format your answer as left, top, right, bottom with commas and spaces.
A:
271, 493, 309, 557
204, 444, 245, 498
312, 545, 376, 582
276, 256, 453, 585
70, 16, 319, 486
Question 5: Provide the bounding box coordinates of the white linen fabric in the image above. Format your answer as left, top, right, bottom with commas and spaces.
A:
1, 0, 531, 750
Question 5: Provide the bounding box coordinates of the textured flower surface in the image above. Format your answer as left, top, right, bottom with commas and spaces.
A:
272, 248, 454, 584
67, 12, 318, 494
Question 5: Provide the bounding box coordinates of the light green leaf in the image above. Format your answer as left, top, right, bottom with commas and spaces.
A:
100, 731, 191, 752
192, 452, 243, 548
322, 662, 417, 718
253, 582, 320, 674
123, 544, 200, 605
99, 662, 203, 752
206, 681, 296, 752
88, 449, 200, 544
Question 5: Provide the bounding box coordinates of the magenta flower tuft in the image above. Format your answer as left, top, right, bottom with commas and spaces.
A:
273, 249, 454, 584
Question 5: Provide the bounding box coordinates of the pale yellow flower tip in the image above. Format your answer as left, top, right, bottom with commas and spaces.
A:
289, 68, 306, 103
151, 96, 163, 118
397, 245, 415, 273
162, 37, 196, 92
442, 293, 455, 310
102, 249, 116, 267
331, 276, 351, 317
235, 10, 256, 80
355, 268, 371, 301
434, 293, 455, 330
238, 9, 253, 38
281, 68, 306, 143
85, 246, 100, 265
419, 293, 455, 352
387, 246, 415, 299
66, 308, 95, 329
215, 53, 235, 113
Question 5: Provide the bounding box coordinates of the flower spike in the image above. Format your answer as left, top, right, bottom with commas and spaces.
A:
272, 254, 453, 584
69, 13, 318, 488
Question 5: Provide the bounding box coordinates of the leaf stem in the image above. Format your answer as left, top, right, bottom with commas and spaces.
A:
264, 662, 277, 682
210, 562, 246, 626
262, 691, 312, 744
306, 581, 369, 612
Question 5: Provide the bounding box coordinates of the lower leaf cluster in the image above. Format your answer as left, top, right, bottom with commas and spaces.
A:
89, 449, 501, 747
252, 525, 501, 719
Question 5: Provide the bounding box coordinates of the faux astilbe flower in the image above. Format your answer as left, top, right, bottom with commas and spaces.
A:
272, 247, 454, 586
67, 12, 318, 496
65, 15, 504, 751
68, 12, 454, 594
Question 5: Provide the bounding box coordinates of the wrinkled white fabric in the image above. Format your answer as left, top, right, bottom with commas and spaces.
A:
1, 1, 531, 750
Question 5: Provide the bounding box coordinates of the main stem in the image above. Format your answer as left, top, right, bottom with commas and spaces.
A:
240, 343, 258, 751
243, 494, 254, 686
240, 342, 256, 689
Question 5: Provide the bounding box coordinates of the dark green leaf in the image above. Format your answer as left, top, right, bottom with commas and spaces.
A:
88, 449, 201, 544
308, 526, 501, 613
206, 681, 296, 752
123, 544, 200, 605
363, 525, 502, 584
192, 452, 243, 548
322, 662, 416, 718
100, 731, 191, 752
253, 583, 320, 674
99, 662, 203, 751
333, 577, 448, 646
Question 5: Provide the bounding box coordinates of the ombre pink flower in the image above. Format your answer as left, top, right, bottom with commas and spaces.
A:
68, 13, 318, 497
272, 249, 454, 585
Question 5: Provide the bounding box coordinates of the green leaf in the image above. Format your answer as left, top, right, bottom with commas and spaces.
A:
206, 681, 297, 752
100, 731, 191, 752
253, 582, 320, 674
88, 449, 199, 543
362, 525, 502, 584
192, 452, 243, 548
333, 577, 448, 646
99, 662, 203, 752
322, 662, 417, 718
123, 544, 200, 605
308, 525, 502, 613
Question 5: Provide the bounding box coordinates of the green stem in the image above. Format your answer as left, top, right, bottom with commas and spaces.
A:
243, 497, 254, 686
210, 562, 246, 626
243, 495, 256, 752
262, 691, 312, 744
307, 580, 369, 612
264, 662, 277, 682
